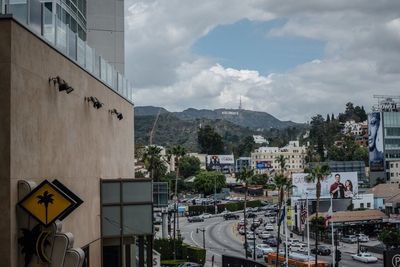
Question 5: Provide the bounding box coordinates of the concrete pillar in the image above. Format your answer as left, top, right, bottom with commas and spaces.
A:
162, 209, 168, 239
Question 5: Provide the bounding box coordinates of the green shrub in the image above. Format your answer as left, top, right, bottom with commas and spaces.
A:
155, 238, 205, 264
160, 259, 185, 266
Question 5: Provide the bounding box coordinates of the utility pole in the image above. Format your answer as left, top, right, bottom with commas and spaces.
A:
253, 217, 256, 261
243, 181, 248, 259
214, 176, 217, 215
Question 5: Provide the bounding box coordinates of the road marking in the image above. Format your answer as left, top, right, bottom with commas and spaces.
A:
190, 231, 201, 247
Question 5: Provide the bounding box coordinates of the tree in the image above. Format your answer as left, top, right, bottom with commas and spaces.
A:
275, 155, 287, 174
304, 163, 330, 266
309, 115, 326, 161
193, 171, 226, 195
142, 145, 166, 181
379, 228, 400, 249
179, 156, 201, 178
236, 136, 256, 157
37, 190, 54, 224
248, 174, 269, 186
197, 125, 224, 154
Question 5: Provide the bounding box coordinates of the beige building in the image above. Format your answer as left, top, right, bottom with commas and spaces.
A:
251, 141, 306, 174
0, 16, 152, 267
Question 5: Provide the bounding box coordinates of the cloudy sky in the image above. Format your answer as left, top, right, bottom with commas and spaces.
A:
125, 0, 400, 122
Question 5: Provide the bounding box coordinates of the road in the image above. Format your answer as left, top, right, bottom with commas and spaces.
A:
179, 212, 383, 267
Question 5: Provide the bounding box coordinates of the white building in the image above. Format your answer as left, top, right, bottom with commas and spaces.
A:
352, 193, 374, 209
389, 161, 400, 183
253, 135, 268, 144
342, 120, 367, 136
250, 141, 307, 174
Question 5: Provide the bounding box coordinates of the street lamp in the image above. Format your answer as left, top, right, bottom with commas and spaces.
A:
214, 176, 217, 215
196, 228, 206, 249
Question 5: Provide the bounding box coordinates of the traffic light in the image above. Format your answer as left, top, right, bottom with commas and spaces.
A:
335, 250, 342, 262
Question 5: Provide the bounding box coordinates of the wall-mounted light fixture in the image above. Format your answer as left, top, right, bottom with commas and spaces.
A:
85, 96, 103, 109
49, 76, 74, 94
109, 108, 123, 120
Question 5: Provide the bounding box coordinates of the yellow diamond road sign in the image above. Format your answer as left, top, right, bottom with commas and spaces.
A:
18, 180, 76, 227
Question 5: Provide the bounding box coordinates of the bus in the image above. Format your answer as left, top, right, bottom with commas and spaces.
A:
266, 252, 328, 267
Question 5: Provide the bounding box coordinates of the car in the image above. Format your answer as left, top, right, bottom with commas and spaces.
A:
269, 217, 276, 224
311, 245, 331, 256
265, 224, 274, 231
256, 244, 274, 254
238, 227, 246, 235
246, 246, 264, 258
199, 213, 212, 219
177, 262, 203, 267
355, 234, 370, 242
187, 216, 204, 223
341, 235, 358, 243
246, 212, 257, 218
223, 213, 240, 220
351, 252, 378, 263
246, 232, 256, 240
258, 231, 273, 239
153, 216, 162, 225
263, 237, 278, 247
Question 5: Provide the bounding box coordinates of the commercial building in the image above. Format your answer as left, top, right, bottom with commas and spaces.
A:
251, 141, 306, 174
368, 96, 400, 184
235, 157, 251, 173
0, 2, 153, 267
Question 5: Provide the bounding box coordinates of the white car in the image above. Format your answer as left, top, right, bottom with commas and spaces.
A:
246, 232, 256, 240
256, 244, 274, 254
265, 224, 274, 231
356, 234, 369, 242
199, 213, 212, 219
351, 252, 378, 263
258, 231, 273, 239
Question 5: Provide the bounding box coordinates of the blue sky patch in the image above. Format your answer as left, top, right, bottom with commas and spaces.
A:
192, 19, 325, 74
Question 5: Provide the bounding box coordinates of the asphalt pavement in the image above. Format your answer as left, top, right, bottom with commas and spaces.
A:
178, 211, 384, 267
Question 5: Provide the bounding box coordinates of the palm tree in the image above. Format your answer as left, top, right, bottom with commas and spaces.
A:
37, 190, 54, 224
304, 163, 330, 266
273, 173, 293, 266
142, 145, 163, 181
275, 155, 287, 174
236, 167, 254, 259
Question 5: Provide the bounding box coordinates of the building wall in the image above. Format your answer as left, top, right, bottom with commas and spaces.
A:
87, 0, 125, 74
389, 161, 400, 183
0, 18, 134, 266
353, 193, 374, 209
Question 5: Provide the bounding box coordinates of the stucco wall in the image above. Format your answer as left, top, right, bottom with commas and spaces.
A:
1, 18, 134, 266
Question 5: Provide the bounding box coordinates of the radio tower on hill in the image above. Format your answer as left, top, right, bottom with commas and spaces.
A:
239, 96, 242, 110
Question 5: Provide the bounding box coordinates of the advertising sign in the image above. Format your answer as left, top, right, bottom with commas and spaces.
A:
207, 155, 235, 173
292, 172, 358, 199
368, 112, 384, 171
256, 161, 272, 169
384, 248, 400, 267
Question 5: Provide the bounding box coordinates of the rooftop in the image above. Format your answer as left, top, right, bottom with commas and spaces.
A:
311, 209, 388, 223
366, 183, 400, 198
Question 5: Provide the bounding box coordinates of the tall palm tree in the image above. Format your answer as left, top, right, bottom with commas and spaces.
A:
171, 145, 186, 238
275, 154, 287, 174
142, 145, 164, 181
304, 163, 330, 266
37, 190, 54, 224
236, 167, 254, 259
273, 173, 293, 266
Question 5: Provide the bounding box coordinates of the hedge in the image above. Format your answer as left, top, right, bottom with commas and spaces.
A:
160, 260, 185, 266
155, 239, 206, 264
188, 200, 262, 215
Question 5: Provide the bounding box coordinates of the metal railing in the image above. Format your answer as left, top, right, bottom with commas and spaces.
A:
2, 0, 133, 103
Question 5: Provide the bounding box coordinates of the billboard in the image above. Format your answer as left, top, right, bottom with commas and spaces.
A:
292, 172, 358, 199
206, 155, 235, 173
255, 161, 272, 169
368, 112, 384, 172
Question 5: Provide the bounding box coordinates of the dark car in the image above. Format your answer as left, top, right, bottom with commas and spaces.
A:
311, 245, 331, 256
187, 216, 204, 223
223, 213, 240, 220
246, 212, 257, 218
263, 237, 278, 247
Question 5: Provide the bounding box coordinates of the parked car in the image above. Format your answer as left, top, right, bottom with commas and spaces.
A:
355, 234, 369, 242
311, 245, 331, 256
351, 252, 378, 263
187, 216, 204, 223
199, 213, 212, 219
256, 244, 274, 254
341, 235, 358, 243
223, 213, 240, 220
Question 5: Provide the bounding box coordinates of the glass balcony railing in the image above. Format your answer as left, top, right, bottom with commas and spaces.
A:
3, 1, 134, 103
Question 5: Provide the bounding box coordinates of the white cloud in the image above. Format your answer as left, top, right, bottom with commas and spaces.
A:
125, 1, 400, 122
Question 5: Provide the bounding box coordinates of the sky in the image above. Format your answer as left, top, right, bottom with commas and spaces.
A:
124, 0, 400, 123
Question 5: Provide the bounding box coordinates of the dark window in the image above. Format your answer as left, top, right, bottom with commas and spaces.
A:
82, 246, 89, 267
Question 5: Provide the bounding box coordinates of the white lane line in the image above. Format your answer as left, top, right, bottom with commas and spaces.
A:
190, 230, 201, 247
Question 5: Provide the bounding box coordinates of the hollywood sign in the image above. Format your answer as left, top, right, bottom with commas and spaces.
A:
221, 111, 239, 115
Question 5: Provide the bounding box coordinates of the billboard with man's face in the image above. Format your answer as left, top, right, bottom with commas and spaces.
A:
292, 172, 358, 199
368, 112, 384, 172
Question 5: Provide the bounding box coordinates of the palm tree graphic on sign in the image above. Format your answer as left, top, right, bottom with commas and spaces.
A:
37, 191, 55, 224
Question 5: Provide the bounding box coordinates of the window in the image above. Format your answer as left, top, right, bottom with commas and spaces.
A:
367, 203, 371, 208
360, 203, 364, 208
